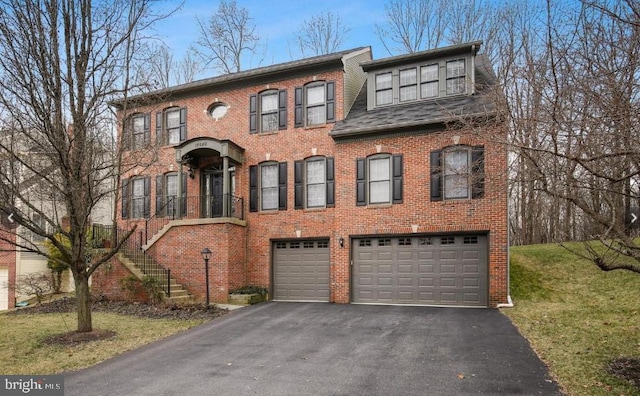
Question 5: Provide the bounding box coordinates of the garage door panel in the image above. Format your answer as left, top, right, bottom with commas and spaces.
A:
353, 235, 487, 307
273, 240, 330, 302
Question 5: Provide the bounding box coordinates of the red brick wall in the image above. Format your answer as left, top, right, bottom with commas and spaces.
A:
0, 229, 16, 309
91, 257, 150, 302
115, 66, 509, 307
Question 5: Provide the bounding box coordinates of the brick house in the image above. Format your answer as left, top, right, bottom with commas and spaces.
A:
102, 41, 509, 307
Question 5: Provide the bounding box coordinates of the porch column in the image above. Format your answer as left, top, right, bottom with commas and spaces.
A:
177, 158, 184, 219
222, 156, 229, 217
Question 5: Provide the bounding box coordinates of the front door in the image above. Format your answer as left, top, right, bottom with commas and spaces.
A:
203, 171, 223, 217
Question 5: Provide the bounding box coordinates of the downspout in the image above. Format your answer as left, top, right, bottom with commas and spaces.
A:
470, 44, 476, 95
497, 140, 514, 309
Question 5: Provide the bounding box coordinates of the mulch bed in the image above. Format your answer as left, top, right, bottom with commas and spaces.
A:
608, 357, 640, 389
9, 296, 229, 321
42, 329, 118, 346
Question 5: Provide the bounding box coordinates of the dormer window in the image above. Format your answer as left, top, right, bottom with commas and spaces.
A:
446, 59, 466, 95
399, 68, 417, 102
375, 72, 393, 106
420, 64, 439, 98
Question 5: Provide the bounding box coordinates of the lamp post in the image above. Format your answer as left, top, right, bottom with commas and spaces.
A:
201, 247, 212, 309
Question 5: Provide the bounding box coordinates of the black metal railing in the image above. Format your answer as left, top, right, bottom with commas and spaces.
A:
144, 194, 244, 243
120, 227, 171, 298
92, 223, 115, 248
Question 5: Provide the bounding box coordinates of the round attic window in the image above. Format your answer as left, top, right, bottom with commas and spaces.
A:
209, 103, 228, 120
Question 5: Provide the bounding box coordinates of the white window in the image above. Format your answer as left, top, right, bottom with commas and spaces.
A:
421, 64, 439, 98
132, 178, 146, 218
306, 85, 326, 125
261, 164, 279, 210
369, 157, 391, 204
444, 148, 470, 199
166, 174, 178, 217
399, 68, 417, 102
306, 158, 326, 207
30, 213, 46, 243
166, 109, 181, 144
132, 115, 146, 148
446, 59, 466, 95
375, 72, 393, 105
261, 92, 279, 132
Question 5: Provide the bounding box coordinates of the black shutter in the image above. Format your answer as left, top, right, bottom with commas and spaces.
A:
356, 158, 366, 206
179, 107, 187, 142
294, 87, 303, 127
121, 178, 130, 219
156, 175, 164, 217
122, 117, 132, 151
143, 113, 151, 144
155, 111, 163, 146
326, 157, 335, 207
294, 160, 303, 209
278, 90, 287, 130
181, 173, 187, 216
249, 165, 258, 212
326, 81, 335, 122
143, 176, 151, 219
249, 94, 257, 133
278, 162, 287, 211
392, 154, 403, 204
430, 150, 443, 201
471, 146, 485, 199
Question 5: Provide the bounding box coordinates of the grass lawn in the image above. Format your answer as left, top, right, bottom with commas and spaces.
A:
505, 242, 640, 396
0, 311, 207, 374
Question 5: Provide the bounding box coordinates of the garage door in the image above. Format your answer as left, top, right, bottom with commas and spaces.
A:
273, 240, 330, 302
353, 235, 487, 307
0, 268, 8, 311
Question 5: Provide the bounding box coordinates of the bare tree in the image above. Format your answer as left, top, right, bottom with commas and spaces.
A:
294, 11, 350, 57
14, 272, 54, 305
143, 44, 202, 89
375, 0, 447, 54
193, 0, 259, 74
0, 0, 166, 332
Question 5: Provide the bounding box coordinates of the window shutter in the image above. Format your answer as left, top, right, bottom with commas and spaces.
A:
155, 175, 164, 217
249, 94, 257, 133
122, 117, 132, 151
392, 154, 403, 204
471, 146, 485, 199
356, 158, 366, 206
294, 160, 303, 209
143, 113, 151, 144
249, 165, 258, 212
326, 157, 335, 207
278, 162, 287, 210
326, 81, 335, 122
155, 111, 163, 146
143, 176, 151, 219
121, 178, 130, 219
430, 150, 443, 201
180, 173, 187, 216
294, 87, 303, 127
278, 90, 287, 130
179, 107, 187, 142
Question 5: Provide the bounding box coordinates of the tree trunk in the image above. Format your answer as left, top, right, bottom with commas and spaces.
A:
74, 273, 92, 333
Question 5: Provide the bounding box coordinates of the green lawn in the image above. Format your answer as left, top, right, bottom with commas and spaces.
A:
505, 242, 640, 396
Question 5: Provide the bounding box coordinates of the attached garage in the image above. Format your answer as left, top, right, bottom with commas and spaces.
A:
0, 268, 8, 311
273, 240, 330, 302
352, 234, 488, 307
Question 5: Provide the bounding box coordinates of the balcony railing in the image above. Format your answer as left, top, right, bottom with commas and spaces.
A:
145, 194, 244, 244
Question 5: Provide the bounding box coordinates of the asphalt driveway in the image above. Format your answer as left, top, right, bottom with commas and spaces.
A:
64, 302, 561, 396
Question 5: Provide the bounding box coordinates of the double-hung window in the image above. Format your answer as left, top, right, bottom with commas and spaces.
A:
249, 162, 288, 212
128, 113, 150, 150
430, 146, 485, 201
156, 107, 187, 146
293, 157, 335, 209
121, 176, 151, 219
375, 72, 393, 106
421, 64, 439, 98
399, 68, 417, 102
446, 59, 466, 95
356, 154, 403, 206
293, 81, 336, 127
249, 90, 287, 133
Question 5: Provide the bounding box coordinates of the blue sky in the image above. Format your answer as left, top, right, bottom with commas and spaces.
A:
154, 0, 391, 70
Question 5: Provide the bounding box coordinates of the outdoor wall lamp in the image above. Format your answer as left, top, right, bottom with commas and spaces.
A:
201, 247, 212, 309
339, 237, 344, 248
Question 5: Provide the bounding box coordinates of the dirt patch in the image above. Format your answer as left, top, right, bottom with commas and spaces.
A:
42, 329, 117, 347
608, 357, 640, 389
9, 296, 229, 321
